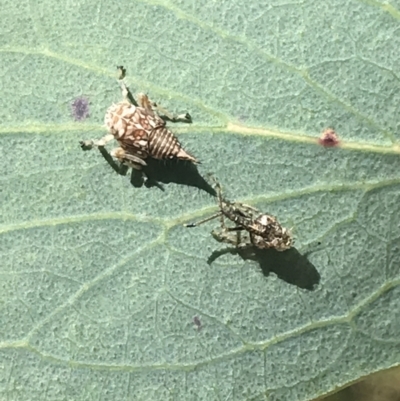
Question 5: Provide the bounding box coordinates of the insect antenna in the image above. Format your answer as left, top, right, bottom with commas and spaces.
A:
184, 212, 223, 228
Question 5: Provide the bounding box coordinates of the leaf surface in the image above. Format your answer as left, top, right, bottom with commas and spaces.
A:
1, 1, 400, 400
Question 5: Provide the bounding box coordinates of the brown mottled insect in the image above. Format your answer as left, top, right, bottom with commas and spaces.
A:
80, 66, 198, 171
185, 177, 293, 251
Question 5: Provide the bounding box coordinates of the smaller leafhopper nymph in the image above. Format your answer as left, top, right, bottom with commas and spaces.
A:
185, 177, 293, 252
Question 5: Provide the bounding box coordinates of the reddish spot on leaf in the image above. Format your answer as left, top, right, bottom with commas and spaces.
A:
318, 128, 340, 147
71, 96, 90, 121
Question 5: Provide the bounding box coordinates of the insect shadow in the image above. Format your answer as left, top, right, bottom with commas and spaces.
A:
207, 244, 321, 291
98, 146, 216, 196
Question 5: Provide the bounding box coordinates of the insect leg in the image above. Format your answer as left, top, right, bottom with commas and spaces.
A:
80, 134, 114, 150
122, 152, 148, 167
210, 177, 224, 207
223, 225, 245, 246
108, 147, 147, 172
117, 66, 139, 107
184, 212, 223, 228
211, 228, 239, 245
136, 93, 155, 113
97, 146, 129, 176
224, 226, 245, 232
204, 175, 230, 230
160, 112, 192, 124
136, 93, 192, 123
211, 227, 251, 249
156, 105, 192, 124
208, 179, 231, 230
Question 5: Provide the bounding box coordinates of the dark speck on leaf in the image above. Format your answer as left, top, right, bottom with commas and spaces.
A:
71, 96, 90, 121
193, 316, 202, 331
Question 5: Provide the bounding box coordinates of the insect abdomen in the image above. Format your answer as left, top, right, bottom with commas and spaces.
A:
148, 126, 198, 163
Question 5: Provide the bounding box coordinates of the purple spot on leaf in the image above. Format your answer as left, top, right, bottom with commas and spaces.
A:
71, 96, 90, 121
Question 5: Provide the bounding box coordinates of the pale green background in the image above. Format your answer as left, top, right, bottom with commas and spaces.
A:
0, 1, 400, 400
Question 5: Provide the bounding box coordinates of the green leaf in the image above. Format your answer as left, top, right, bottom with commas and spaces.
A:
1, 1, 400, 400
